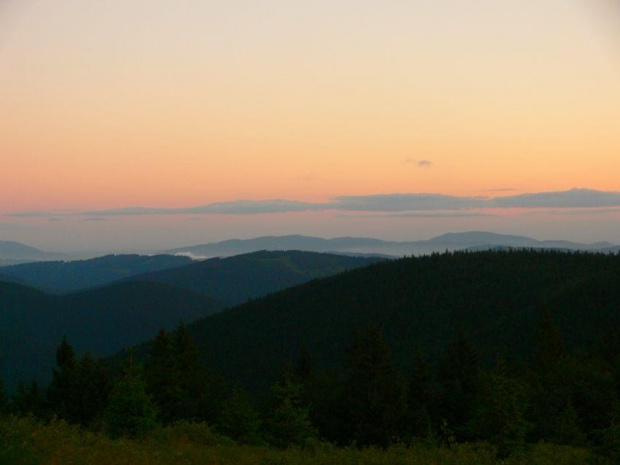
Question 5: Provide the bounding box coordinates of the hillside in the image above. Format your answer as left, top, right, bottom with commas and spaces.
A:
0, 240, 62, 262
0, 254, 192, 293
125, 250, 383, 305
0, 281, 225, 391
163, 232, 616, 258
171, 250, 620, 394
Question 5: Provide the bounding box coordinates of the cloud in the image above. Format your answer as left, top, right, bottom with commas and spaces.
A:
337, 211, 497, 218
5, 211, 55, 218
86, 199, 323, 216
331, 193, 487, 212
6, 188, 620, 218
492, 188, 620, 208
404, 159, 433, 168
523, 207, 620, 217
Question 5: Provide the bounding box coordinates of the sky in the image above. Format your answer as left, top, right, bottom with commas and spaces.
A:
1, 0, 620, 253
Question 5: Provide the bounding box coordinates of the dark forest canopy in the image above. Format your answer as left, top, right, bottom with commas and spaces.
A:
175, 249, 620, 394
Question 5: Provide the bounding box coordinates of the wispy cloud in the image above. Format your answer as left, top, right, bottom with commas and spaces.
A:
491, 188, 620, 208
337, 211, 497, 219
330, 193, 486, 212
5, 188, 620, 218
86, 199, 323, 216
404, 158, 433, 168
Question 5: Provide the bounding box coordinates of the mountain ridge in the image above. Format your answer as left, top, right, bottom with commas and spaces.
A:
163, 231, 617, 258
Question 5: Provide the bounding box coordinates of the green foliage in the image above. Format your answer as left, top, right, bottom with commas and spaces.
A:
185, 250, 620, 399
0, 414, 596, 465
436, 330, 481, 439
46, 337, 111, 427
10, 381, 46, 418
467, 360, 531, 458
217, 389, 262, 444
407, 349, 435, 440
531, 310, 565, 369
1, 280, 224, 392
144, 325, 228, 425
104, 356, 158, 439
132, 250, 382, 306
0, 376, 7, 413
343, 324, 407, 447
264, 366, 317, 448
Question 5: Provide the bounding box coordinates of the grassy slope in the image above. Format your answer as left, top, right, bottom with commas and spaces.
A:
0, 415, 594, 465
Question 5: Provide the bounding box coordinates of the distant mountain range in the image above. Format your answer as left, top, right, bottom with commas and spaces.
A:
0, 251, 382, 389
0, 281, 226, 391
0, 254, 193, 293
0, 251, 381, 298
163, 231, 618, 258
0, 240, 63, 264
123, 250, 382, 305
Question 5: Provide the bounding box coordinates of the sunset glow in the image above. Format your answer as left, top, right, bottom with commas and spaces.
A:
2, 0, 620, 251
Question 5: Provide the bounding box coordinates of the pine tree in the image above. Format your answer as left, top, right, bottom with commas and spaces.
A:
145, 325, 227, 424
11, 381, 46, 417
104, 351, 158, 439
436, 329, 481, 439
145, 329, 178, 423
0, 376, 6, 413
343, 324, 407, 447
218, 388, 262, 444
47, 336, 78, 421
295, 344, 315, 382
264, 365, 316, 448
532, 309, 565, 369
72, 352, 111, 428
467, 359, 530, 458
407, 348, 434, 439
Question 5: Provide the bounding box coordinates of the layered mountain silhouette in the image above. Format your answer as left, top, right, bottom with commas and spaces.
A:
160, 250, 620, 395
0, 240, 63, 265
0, 254, 193, 293
0, 251, 381, 390
0, 281, 225, 391
163, 231, 616, 258
123, 250, 383, 305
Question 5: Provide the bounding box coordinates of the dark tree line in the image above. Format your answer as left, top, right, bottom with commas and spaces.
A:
3, 314, 620, 459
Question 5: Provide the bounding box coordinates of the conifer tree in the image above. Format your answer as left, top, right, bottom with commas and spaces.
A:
145, 329, 178, 423
295, 344, 315, 382
343, 324, 407, 447
0, 376, 7, 413
407, 349, 434, 439
218, 388, 262, 444
436, 329, 481, 438
47, 336, 78, 421
11, 381, 46, 417
467, 359, 530, 458
72, 352, 111, 428
145, 324, 227, 424
104, 351, 158, 439
264, 365, 316, 448
532, 310, 565, 369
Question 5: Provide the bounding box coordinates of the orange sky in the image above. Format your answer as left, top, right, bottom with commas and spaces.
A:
1, 1, 620, 250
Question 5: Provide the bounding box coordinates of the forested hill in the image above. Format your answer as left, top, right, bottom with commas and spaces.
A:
124, 250, 383, 305
178, 250, 620, 394
0, 281, 225, 391
0, 254, 192, 293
